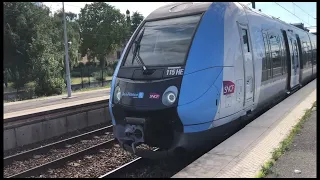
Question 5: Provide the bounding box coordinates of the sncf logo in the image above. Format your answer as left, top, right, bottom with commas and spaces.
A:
149, 93, 160, 99
223, 81, 235, 95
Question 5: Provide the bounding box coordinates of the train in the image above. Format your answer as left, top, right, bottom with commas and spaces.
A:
109, 2, 317, 159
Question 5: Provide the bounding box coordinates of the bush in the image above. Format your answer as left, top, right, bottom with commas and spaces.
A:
106, 67, 114, 76
78, 62, 85, 67
23, 81, 36, 99
92, 70, 108, 81
34, 77, 65, 96
71, 71, 81, 77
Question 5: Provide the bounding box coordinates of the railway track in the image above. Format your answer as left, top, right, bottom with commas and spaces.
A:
4, 125, 114, 178
99, 148, 159, 178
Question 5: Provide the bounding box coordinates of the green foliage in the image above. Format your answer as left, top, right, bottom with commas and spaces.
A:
131, 11, 144, 34
35, 77, 65, 96
53, 10, 81, 68
4, 2, 45, 89
92, 70, 108, 81
3, 2, 140, 100
79, 2, 130, 67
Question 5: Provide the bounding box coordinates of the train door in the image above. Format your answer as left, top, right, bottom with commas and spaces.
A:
238, 23, 254, 108
287, 33, 301, 89
281, 30, 291, 91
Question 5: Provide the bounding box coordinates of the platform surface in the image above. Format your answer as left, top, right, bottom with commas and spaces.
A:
172, 79, 316, 178
4, 88, 110, 119
266, 108, 316, 178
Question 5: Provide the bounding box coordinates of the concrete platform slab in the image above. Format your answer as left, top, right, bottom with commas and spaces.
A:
88, 108, 106, 126
66, 112, 88, 132
173, 79, 316, 178
43, 117, 67, 139
4, 129, 17, 150
4, 95, 109, 119
15, 122, 45, 147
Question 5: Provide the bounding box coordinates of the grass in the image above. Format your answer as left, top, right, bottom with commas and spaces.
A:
63, 83, 111, 93
71, 76, 112, 84
255, 101, 316, 178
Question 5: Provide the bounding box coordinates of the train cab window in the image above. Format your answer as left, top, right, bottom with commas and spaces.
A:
268, 34, 282, 77
123, 14, 202, 67
242, 29, 250, 52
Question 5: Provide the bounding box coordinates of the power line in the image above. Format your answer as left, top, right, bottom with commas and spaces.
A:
273, 2, 312, 27
292, 2, 316, 20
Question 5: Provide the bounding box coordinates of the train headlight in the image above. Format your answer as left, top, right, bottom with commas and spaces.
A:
167, 92, 176, 103
114, 86, 121, 103
162, 86, 178, 106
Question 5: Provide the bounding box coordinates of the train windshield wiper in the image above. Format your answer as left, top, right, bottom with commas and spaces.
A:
131, 28, 148, 71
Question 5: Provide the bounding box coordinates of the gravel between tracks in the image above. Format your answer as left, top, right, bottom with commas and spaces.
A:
31, 144, 138, 178
4, 123, 109, 157
119, 155, 200, 178
4, 132, 113, 178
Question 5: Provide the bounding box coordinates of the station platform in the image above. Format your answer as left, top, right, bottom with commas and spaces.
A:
173, 79, 316, 178
4, 88, 110, 119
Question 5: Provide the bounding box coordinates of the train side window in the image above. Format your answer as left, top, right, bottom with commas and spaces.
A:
262, 32, 269, 81
307, 42, 312, 66
268, 33, 281, 77
242, 29, 250, 52
279, 36, 286, 74
313, 42, 317, 65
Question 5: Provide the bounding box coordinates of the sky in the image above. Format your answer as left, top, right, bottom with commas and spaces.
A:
43, 2, 317, 32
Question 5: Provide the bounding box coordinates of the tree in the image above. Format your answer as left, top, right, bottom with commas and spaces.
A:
78, 2, 129, 68
4, 2, 66, 96
27, 4, 65, 96
53, 10, 81, 69
130, 11, 144, 34
4, 2, 39, 89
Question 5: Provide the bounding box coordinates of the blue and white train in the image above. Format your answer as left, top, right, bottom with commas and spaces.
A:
109, 2, 317, 158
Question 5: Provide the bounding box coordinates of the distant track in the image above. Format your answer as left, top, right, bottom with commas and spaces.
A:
5, 125, 114, 178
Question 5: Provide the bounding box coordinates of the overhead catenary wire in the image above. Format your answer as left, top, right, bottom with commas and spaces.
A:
273, 2, 312, 27
292, 2, 316, 20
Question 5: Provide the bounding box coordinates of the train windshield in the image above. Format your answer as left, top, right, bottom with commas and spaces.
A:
123, 14, 201, 67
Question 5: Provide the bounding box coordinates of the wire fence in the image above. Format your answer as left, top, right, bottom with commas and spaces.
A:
3, 65, 115, 102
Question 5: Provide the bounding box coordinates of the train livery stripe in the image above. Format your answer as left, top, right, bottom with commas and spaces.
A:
178, 2, 228, 133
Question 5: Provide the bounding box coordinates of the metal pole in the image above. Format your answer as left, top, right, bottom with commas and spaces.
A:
252, 2, 255, 9
62, 2, 72, 98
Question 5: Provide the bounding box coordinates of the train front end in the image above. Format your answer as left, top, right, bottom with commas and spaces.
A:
109, 13, 202, 158
109, 2, 227, 158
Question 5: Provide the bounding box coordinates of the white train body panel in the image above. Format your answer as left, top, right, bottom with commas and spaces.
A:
211, 2, 316, 128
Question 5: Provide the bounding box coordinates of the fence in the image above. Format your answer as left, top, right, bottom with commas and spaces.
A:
3, 66, 114, 102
